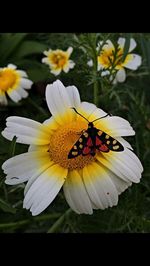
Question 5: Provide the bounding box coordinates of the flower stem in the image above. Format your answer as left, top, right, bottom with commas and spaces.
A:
47, 208, 72, 233
93, 78, 99, 106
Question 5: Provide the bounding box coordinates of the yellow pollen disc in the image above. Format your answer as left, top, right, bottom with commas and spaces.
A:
49, 121, 95, 170
97, 47, 124, 70
113, 145, 119, 150
105, 135, 110, 139
0, 69, 19, 92
79, 144, 83, 149
113, 140, 117, 144
49, 51, 68, 68
106, 140, 110, 145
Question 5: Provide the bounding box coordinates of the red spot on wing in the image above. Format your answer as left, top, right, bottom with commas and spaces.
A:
96, 136, 102, 146
83, 146, 91, 155
98, 144, 109, 152
87, 137, 93, 147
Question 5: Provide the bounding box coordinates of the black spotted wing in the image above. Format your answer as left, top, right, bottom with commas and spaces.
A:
68, 130, 93, 158
95, 129, 124, 152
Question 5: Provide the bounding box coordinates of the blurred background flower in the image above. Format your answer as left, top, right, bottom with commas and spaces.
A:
0, 64, 33, 105
42, 47, 75, 76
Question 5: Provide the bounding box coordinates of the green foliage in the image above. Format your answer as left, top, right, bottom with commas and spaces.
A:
0, 33, 150, 233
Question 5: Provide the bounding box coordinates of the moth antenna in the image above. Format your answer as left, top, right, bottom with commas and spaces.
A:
92, 113, 109, 123
71, 107, 89, 122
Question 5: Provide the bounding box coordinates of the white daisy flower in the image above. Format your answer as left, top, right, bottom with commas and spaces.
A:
2, 80, 143, 216
0, 64, 33, 105
88, 38, 142, 84
42, 47, 75, 76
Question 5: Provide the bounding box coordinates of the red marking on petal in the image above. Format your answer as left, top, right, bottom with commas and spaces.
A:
96, 136, 102, 146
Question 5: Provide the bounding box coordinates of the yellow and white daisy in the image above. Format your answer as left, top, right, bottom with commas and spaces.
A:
2, 80, 143, 216
0, 64, 33, 105
88, 38, 142, 83
42, 47, 75, 76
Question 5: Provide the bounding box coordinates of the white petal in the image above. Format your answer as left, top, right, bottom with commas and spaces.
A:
83, 162, 118, 209
0, 92, 8, 105
102, 40, 115, 51
69, 60, 75, 69
97, 148, 143, 183
118, 38, 137, 52
2, 116, 51, 145
95, 115, 135, 137
46, 80, 74, 124
101, 70, 110, 77
66, 85, 81, 109
16, 70, 28, 78
79, 101, 97, 120
63, 61, 75, 72
116, 69, 126, 83
50, 68, 61, 76
67, 47, 73, 56
88, 107, 109, 122
7, 89, 22, 103
129, 38, 137, 52
87, 59, 93, 67
118, 37, 126, 49
124, 54, 142, 70
17, 87, 28, 98
3, 151, 52, 185
63, 63, 70, 73
28, 144, 49, 152
63, 170, 93, 214
23, 164, 67, 216
110, 172, 132, 195
42, 57, 50, 64
20, 78, 33, 89
7, 64, 17, 69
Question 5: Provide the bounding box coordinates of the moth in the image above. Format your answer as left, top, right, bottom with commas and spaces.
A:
68, 108, 124, 159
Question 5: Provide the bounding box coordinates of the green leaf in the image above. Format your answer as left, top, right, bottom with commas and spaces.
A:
9, 136, 17, 157
11, 40, 47, 59
0, 198, 16, 214
0, 33, 28, 64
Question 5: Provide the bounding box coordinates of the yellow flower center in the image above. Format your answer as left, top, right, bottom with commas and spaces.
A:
0, 69, 19, 92
49, 52, 68, 68
98, 47, 124, 70
49, 121, 95, 170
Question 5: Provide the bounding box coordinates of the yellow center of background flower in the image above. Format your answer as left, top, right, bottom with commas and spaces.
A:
49, 52, 68, 68
98, 47, 124, 70
0, 69, 19, 92
49, 121, 95, 170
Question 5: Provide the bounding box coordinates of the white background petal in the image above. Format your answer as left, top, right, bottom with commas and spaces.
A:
124, 54, 142, 70
116, 69, 126, 83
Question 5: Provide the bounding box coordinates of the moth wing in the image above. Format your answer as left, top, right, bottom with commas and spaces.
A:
95, 129, 124, 152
